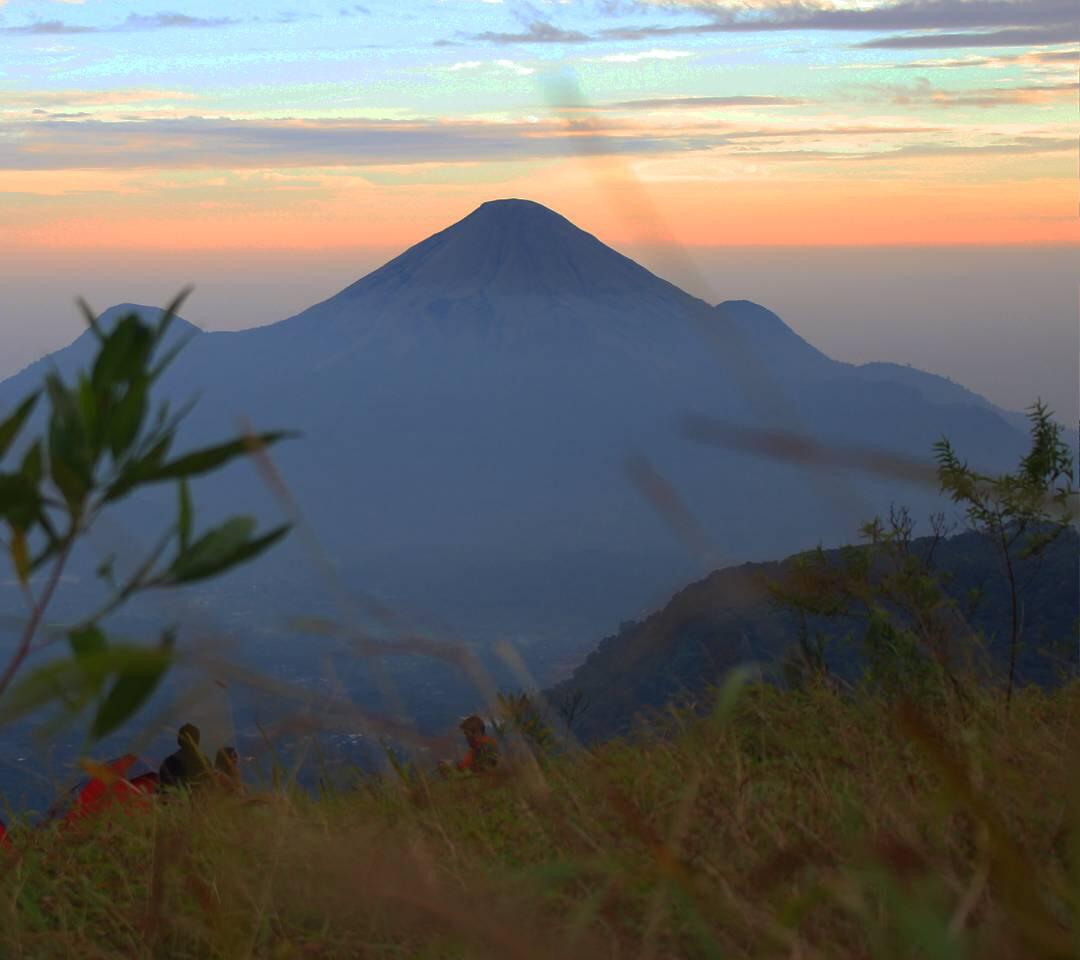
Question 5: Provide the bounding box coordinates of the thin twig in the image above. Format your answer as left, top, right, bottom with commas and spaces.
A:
0, 533, 76, 700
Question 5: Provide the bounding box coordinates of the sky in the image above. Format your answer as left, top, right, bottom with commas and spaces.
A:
0, 0, 1077, 416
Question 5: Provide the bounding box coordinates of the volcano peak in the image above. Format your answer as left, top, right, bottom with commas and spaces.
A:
469, 198, 575, 228
346, 198, 679, 302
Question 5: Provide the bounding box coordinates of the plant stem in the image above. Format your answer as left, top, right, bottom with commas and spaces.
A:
1002, 536, 1019, 707
0, 533, 76, 700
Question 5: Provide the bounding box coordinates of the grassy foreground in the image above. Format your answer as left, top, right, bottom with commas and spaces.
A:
0, 682, 1076, 960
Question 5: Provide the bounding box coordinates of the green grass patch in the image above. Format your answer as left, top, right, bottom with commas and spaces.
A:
0, 681, 1075, 959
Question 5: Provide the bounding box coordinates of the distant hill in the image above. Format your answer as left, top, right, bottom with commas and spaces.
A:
1, 304, 202, 391
0, 200, 1032, 679
548, 528, 1079, 741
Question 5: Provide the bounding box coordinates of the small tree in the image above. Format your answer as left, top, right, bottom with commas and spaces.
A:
0, 294, 291, 741
554, 687, 590, 738
934, 400, 1076, 703
496, 691, 555, 757
769, 507, 966, 701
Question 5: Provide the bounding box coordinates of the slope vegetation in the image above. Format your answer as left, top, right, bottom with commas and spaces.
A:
549, 529, 1079, 741
1, 681, 1075, 959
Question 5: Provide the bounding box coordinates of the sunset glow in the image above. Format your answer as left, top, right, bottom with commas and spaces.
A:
0, 0, 1076, 252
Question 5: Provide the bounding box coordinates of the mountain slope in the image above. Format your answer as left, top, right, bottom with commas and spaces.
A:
0, 304, 201, 399
0, 201, 1031, 672
547, 529, 1080, 741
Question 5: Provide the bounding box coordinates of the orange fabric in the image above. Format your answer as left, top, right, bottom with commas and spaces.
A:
65, 756, 157, 824
457, 735, 498, 773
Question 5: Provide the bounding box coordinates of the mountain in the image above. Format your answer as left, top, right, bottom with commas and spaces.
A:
1, 304, 201, 395
0, 201, 1032, 691
546, 528, 1080, 741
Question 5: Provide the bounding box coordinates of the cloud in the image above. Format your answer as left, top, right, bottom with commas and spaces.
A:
888, 78, 1079, 106
446, 59, 535, 75
0, 19, 96, 35
0, 115, 729, 171
890, 46, 1078, 66
594, 0, 1078, 44
119, 13, 238, 30
866, 136, 1075, 157
467, 19, 592, 43
4, 113, 1068, 174
724, 124, 942, 138
586, 48, 695, 63
0, 89, 197, 109
856, 26, 1077, 47
0, 12, 239, 35
494, 58, 535, 75
607, 95, 809, 108
733, 135, 1075, 160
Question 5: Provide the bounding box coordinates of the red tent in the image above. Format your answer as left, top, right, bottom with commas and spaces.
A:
63, 755, 159, 824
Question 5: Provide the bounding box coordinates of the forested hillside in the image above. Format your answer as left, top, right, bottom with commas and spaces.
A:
549, 527, 1079, 741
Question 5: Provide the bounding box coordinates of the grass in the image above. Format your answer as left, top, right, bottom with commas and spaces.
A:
0, 679, 1076, 959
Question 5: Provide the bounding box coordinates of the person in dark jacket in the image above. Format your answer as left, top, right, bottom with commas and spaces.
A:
159, 723, 210, 790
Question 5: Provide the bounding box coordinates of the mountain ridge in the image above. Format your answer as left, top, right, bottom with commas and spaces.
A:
337, 199, 695, 301
547, 527, 1080, 741
0, 200, 1032, 675
3, 303, 201, 391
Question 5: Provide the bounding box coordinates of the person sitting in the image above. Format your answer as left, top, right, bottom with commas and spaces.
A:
158, 723, 210, 791
455, 715, 499, 774
214, 746, 243, 794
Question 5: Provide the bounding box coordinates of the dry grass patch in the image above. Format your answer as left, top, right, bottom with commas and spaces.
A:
0, 681, 1075, 959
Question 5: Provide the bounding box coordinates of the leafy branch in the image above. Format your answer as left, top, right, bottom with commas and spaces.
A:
933, 400, 1076, 703
0, 292, 293, 740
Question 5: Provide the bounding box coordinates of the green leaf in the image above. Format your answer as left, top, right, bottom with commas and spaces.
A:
90, 635, 173, 741
222, 523, 290, 573
91, 314, 154, 391
0, 472, 40, 529
154, 287, 192, 347
75, 374, 99, 450
148, 333, 197, 382
166, 517, 288, 584
20, 441, 43, 487
107, 379, 148, 459
0, 659, 93, 724
9, 528, 30, 585
45, 375, 93, 511
102, 434, 174, 502
0, 642, 172, 734
103, 431, 290, 502
169, 516, 254, 581
150, 432, 293, 483
7, 528, 30, 586
69, 624, 107, 661
178, 479, 192, 551
0, 394, 39, 461
76, 297, 104, 341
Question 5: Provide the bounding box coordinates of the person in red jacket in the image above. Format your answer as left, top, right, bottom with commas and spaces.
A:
455, 715, 499, 774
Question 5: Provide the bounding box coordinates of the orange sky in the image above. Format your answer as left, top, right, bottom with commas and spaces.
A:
1, 155, 1076, 252
0, 5, 1075, 249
